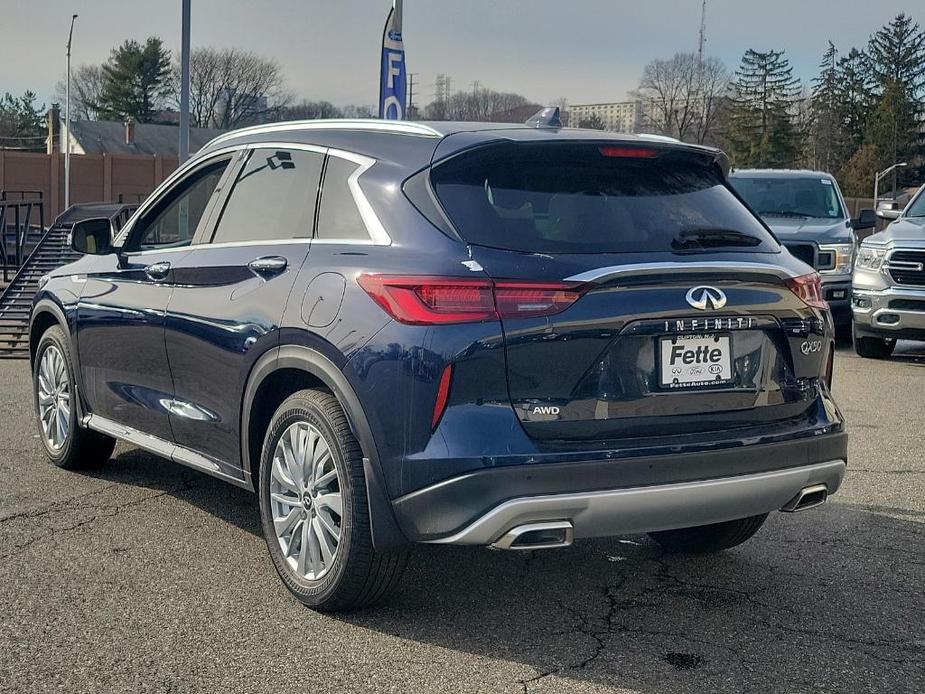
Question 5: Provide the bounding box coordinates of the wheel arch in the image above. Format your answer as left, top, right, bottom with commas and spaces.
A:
242, 344, 410, 552
29, 298, 69, 369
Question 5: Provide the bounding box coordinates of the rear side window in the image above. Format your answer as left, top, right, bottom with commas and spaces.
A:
431, 143, 779, 254
211, 148, 323, 244
316, 157, 369, 241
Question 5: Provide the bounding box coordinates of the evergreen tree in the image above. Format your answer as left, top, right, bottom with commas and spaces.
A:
96, 37, 172, 123
724, 49, 802, 168
835, 48, 874, 152
865, 14, 925, 181
0, 91, 46, 150
810, 42, 842, 172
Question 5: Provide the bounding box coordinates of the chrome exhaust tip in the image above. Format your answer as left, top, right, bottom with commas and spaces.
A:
490, 521, 574, 550
780, 484, 828, 513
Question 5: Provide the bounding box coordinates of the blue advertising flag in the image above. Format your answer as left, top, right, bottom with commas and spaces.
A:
379, 0, 406, 120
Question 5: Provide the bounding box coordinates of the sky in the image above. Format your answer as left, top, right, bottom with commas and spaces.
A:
1, 0, 921, 111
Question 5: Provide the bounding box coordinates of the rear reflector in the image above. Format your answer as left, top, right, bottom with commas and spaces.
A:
785, 273, 827, 310
357, 274, 586, 325
432, 364, 453, 430
599, 146, 660, 159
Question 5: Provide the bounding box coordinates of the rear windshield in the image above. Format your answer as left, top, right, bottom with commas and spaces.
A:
730, 175, 845, 220
430, 142, 779, 255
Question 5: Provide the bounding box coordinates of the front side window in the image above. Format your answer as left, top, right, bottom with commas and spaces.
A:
132, 160, 228, 251
211, 148, 324, 244
731, 176, 845, 220
316, 157, 370, 241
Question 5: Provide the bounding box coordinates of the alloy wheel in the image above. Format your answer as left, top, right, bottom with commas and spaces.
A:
269, 421, 343, 580
37, 345, 71, 451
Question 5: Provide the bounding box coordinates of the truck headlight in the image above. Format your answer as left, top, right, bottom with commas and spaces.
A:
819, 243, 854, 275
855, 245, 888, 272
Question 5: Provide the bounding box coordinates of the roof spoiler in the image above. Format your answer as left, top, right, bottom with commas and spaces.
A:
525, 107, 562, 129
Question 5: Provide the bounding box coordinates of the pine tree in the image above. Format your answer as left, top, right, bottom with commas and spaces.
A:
0, 91, 46, 150
725, 49, 802, 168
864, 14, 925, 181
810, 42, 841, 172
96, 37, 172, 123
835, 48, 874, 152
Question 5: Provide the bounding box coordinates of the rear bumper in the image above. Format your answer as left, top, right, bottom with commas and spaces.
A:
426, 460, 845, 546
393, 431, 848, 543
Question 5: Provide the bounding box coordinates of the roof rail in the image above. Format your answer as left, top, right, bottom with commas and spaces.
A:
203, 119, 443, 149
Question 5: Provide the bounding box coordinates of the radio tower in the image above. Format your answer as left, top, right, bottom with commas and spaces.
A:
698, 0, 707, 65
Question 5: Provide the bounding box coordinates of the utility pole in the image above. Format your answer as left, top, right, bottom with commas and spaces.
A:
698, 0, 707, 65
179, 0, 191, 163
64, 14, 77, 211
407, 72, 418, 119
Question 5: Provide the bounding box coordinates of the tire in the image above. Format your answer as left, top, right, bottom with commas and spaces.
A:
258, 388, 407, 612
33, 325, 116, 469
852, 324, 895, 359
649, 514, 768, 554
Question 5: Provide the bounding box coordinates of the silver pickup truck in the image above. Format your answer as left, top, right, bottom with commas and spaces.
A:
852, 185, 925, 358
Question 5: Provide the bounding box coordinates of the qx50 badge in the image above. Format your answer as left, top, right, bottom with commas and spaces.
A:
686, 286, 727, 311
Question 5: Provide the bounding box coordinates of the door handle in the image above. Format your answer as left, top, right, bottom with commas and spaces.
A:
248, 256, 288, 277
145, 261, 171, 281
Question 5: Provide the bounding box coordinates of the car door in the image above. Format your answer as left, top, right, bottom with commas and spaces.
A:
77, 155, 234, 441
163, 145, 325, 470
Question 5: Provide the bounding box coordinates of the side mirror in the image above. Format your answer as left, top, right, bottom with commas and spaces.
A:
70, 218, 114, 255
876, 201, 903, 220
852, 208, 877, 230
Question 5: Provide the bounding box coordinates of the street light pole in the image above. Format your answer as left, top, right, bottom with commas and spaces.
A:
874, 162, 908, 213
179, 0, 191, 164
64, 13, 77, 211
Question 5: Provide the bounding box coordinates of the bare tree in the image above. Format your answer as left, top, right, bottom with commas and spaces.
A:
173, 47, 290, 129
54, 64, 104, 120
425, 86, 530, 121
277, 100, 343, 121
633, 53, 730, 144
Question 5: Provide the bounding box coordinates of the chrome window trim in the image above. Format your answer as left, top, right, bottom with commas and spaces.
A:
202, 119, 442, 150
113, 145, 242, 247
564, 261, 799, 284
119, 141, 389, 256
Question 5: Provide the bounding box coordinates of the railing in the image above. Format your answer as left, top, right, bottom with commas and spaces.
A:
0, 191, 46, 284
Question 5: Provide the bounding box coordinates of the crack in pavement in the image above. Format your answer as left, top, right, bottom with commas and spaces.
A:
0, 477, 199, 560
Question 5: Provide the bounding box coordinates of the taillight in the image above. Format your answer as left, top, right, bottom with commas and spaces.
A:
357, 274, 586, 325
493, 282, 585, 318
786, 273, 827, 310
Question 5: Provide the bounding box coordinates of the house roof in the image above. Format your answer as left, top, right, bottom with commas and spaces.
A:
67, 120, 226, 156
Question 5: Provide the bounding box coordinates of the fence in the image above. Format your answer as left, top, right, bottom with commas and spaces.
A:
0, 150, 179, 221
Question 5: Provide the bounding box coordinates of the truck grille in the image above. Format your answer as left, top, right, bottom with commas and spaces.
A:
887, 251, 925, 286
784, 243, 815, 268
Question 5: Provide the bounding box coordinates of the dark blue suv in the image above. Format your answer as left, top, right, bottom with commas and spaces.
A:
30, 120, 847, 611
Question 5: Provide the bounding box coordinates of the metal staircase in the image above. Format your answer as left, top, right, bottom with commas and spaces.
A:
0, 203, 139, 359
0, 225, 79, 357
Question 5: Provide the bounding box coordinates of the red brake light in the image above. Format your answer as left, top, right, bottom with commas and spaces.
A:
599, 146, 660, 159
357, 275, 586, 325
786, 273, 827, 310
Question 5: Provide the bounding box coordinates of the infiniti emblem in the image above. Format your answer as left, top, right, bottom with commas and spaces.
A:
685, 286, 727, 311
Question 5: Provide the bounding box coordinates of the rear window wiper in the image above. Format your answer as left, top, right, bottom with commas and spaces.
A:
671, 227, 764, 250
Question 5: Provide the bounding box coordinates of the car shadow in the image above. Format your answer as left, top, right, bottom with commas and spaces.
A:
85, 447, 925, 693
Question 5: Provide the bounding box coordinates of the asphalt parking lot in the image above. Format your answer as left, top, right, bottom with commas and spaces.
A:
1, 345, 923, 694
